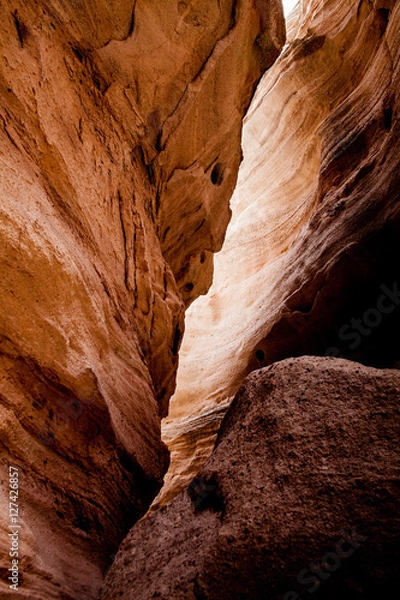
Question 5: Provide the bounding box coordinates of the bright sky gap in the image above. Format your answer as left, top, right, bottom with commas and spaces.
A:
282, 0, 299, 17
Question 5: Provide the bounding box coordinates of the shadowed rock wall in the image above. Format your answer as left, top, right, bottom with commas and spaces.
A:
0, 1, 285, 597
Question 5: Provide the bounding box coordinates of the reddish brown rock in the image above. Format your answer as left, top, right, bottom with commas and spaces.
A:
102, 356, 400, 600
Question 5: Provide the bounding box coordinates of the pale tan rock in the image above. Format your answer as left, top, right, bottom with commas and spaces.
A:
0, 1, 284, 598
150, 400, 231, 512
164, 0, 400, 505
166, 0, 400, 492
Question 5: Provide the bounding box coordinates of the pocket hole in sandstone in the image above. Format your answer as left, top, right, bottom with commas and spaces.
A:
178, 2, 187, 15
210, 162, 224, 186
377, 8, 390, 36
255, 349, 265, 363
187, 473, 224, 513
384, 107, 393, 130
162, 226, 170, 243
172, 325, 183, 355
72, 46, 84, 63
12, 11, 28, 48
183, 282, 194, 293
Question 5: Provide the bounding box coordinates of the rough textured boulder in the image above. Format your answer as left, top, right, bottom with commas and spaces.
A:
102, 356, 400, 600
164, 0, 400, 504
0, 1, 285, 598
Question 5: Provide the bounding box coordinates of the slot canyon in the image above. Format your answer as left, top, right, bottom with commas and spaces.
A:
0, 0, 399, 599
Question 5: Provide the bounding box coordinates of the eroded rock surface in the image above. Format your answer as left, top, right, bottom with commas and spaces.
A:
102, 357, 400, 600
150, 400, 231, 512
0, 1, 285, 598
164, 0, 400, 504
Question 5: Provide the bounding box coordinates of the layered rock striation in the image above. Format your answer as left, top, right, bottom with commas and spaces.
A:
150, 399, 231, 512
0, 1, 285, 598
162, 0, 400, 505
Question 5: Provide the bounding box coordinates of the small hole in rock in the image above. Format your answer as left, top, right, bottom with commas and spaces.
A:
172, 326, 182, 355
183, 282, 194, 293
72, 46, 84, 62
384, 107, 393, 130
187, 473, 224, 513
255, 349, 265, 363
210, 162, 224, 186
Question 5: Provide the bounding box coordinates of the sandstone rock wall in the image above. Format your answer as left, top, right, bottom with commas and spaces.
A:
162, 0, 400, 505
0, 1, 285, 598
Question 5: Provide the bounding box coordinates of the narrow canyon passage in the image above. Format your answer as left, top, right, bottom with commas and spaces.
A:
0, 0, 399, 599
154, 0, 400, 514
105, 0, 400, 585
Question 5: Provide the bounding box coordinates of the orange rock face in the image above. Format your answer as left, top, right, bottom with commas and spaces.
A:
0, 1, 285, 598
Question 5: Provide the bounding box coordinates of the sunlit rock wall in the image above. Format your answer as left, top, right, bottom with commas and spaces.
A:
162, 0, 400, 506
